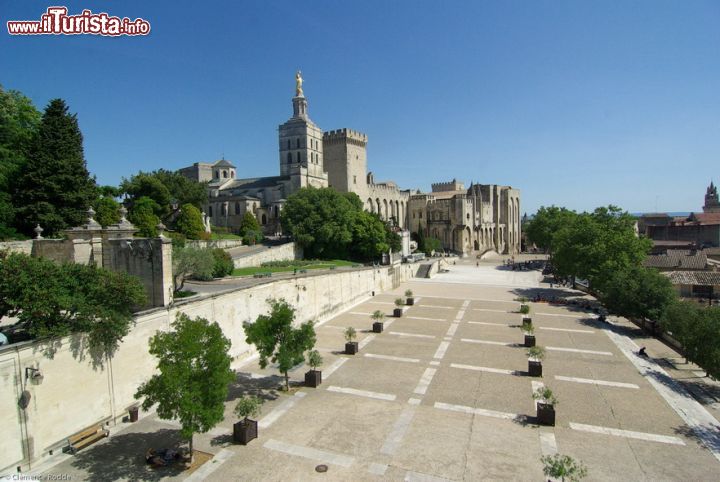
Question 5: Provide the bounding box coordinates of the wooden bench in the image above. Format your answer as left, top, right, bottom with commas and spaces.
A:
66, 424, 109, 454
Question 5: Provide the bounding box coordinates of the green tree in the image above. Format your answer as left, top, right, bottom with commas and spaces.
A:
14, 99, 97, 236
0, 252, 146, 357
601, 266, 676, 321
280, 187, 356, 259
135, 313, 234, 460
121, 169, 207, 216
175, 203, 207, 240
552, 206, 651, 292
128, 196, 161, 237
243, 298, 317, 391
93, 195, 120, 227
172, 246, 215, 291
211, 248, 234, 278
661, 300, 702, 364
0, 86, 41, 239
120, 172, 171, 216
153, 169, 207, 209
349, 211, 389, 261
423, 237, 442, 256
541, 454, 588, 482
239, 211, 261, 236
524, 206, 577, 252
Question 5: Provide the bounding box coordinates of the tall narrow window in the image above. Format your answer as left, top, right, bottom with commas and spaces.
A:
287, 152, 292, 163
296, 138, 300, 149
287, 140, 291, 149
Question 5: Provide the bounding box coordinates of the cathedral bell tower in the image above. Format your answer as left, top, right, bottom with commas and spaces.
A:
704, 181, 720, 213
278, 71, 327, 189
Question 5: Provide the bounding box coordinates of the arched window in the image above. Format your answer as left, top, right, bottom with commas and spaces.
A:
287, 152, 292, 163
235, 202, 241, 214
223, 170, 228, 178
261, 214, 267, 225
214, 171, 219, 179
296, 138, 300, 149
208, 206, 213, 217
231, 171, 235, 178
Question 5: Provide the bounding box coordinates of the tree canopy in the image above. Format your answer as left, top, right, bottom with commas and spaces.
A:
281, 187, 395, 261
135, 313, 234, 459
600, 265, 676, 321
175, 203, 207, 240
121, 169, 207, 216
243, 298, 316, 391
14, 99, 97, 237
524, 206, 577, 252
0, 252, 146, 358
172, 245, 215, 292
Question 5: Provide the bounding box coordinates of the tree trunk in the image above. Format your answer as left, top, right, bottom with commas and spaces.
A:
188, 433, 194, 464
284, 370, 289, 391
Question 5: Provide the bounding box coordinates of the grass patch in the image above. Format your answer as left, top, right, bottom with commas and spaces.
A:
232, 259, 356, 277
174, 290, 198, 298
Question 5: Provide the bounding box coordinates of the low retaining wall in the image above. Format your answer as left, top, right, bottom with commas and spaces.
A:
185, 239, 244, 250
0, 264, 414, 473
0, 240, 33, 255
233, 242, 302, 268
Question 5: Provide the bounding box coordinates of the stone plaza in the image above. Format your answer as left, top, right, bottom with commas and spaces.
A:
26, 256, 720, 481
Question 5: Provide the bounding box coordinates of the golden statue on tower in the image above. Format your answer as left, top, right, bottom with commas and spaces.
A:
295, 70, 303, 97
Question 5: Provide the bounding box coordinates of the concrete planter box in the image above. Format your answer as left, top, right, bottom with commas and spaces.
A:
372, 321, 384, 333
128, 406, 139, 423
528, 359, 543, 377
524, 334, 536, 347
305, 370, 322, 388
345, 341, 359, 355
406, 298, 415, 306
536, 403, 555, 426
394, 308, 403, 318
522, 316, 532, 325
233, 419, 258, 445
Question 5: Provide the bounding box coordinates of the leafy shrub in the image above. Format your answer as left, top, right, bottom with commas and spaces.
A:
211, 248, 234, 278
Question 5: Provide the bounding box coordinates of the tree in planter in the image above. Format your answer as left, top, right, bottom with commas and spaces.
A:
134, 313, 234, 462
394, 298, 404, 317
405, 289, 414, 305
243, 298, 317, 391
344, 326, 358, 354
371, 310, 385, 333
541, 454, 588, 482
527, 346, 545, 377
305, 349, 323, 387
533, 386, 558, 426
522, 322, 535, 347
519, 304, 530, 315
233, 396, 264, 445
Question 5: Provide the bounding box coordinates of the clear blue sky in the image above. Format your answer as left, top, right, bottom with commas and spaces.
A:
2, 1, 719, 215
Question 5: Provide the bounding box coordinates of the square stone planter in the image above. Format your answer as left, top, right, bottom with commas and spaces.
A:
406, 298, 415, 306
522, 316, 532, 326
524, 334, 536, 347
536, 403, 555, 426
394, 308, 403, 318
305, 369, 322, 388
233, 419, 258, 445
528, 359, 543, 377
372, 321, 384, 333
345, 341, 359, 355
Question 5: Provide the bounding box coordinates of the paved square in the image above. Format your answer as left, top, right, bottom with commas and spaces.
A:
37, 258, 720, 481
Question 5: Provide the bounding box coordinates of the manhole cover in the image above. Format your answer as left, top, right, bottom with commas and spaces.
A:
315, 464, 328, 473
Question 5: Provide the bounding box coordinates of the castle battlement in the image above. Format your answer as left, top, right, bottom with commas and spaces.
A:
431, 179, 465, 192
323, 128, 368, 145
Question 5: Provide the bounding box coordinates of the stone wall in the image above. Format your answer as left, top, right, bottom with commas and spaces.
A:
233, 242, 303, 268
185, 239, 243, 250
0, 240, 33, 255
0, 264, 414, 473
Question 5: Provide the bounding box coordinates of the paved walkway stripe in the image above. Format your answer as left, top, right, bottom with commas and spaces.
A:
367, 301, 395, 305
414, 368, 437, 395
263, 439, 355, 467
446, 323, 459, 336
539, 433, 558, 456
381, 405, 417, 455
450, 363, 516, 376
461, 338, 513, 347
555, 375, 639, 389
418, 305, 453, 309
323, 358, 348, 379
359, 334, 376, 349
364, 353, 420, 363
327, 385, 396, 401
433, 341, 450, 360
547, 346, 613, 356
184, 449, 233, 482
539, 326, 595, 334
389, 331, 436, 339
434, 402, 520, 421
569, 422, 685, 445
258, 392, 307, 429
604, 328, 720, 461
472, 308, 508, 313
407, 316, 446, 322
349, 311, 373, 316
404, 471, 453, 482
408, 397, 422, 405
536, 312, 597, 318
467, 321, 510, 327
419, 294, 517, 304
